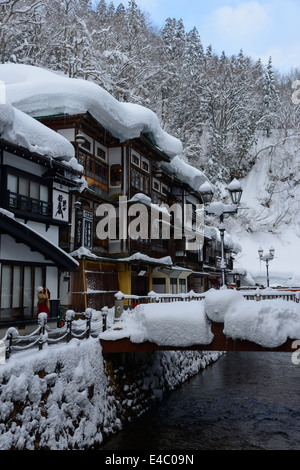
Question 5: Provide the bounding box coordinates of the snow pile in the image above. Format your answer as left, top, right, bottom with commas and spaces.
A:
0, 338, 116, 450
205, 289, 300, 348
0, 64, 182, 158
0, 102, 78, 164
160, 155, 212, 191
0, 334, 222, 450
120, 252, 172, 266
100, 289, 300, 349
70, 246, 173, 266
101, 301, 213, 347
205, 288, 246, 323
136, 301, 213, 347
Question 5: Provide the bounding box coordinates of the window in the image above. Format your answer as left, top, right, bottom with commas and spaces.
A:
97, 147, 106, 161
131, 153, 140, 166
111, 164, 122, 186
170, 278, 177, 294
0, 265, 45, 321
78, 151, 108, 186
153, 178, 160, 192
179, 279, 187, 294
131, 168, 149, 193
7, 174, 17, 193
7, 173, 50, 216
161, 184, 169, 195
141, 159, 149, 173
7, 174, 49, 202
80, 140, 91, 152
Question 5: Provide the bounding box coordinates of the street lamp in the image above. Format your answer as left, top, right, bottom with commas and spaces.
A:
226, 178, 243, 205
258, 246, 275, 287
199, 181, 214, 206
200, 178, 243, 288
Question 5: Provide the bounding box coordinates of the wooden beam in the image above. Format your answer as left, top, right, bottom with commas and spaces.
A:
100, 322, 296, 354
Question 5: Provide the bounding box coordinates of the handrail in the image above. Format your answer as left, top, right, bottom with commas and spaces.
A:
1, 307, 109, 361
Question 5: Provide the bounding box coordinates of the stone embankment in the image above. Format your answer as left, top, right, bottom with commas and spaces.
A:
0, 338, 222, 450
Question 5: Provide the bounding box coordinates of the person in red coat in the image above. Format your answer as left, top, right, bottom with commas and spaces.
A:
37, 286, 50, 318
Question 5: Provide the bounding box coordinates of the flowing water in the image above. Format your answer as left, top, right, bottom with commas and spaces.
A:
100, 352, 300, 450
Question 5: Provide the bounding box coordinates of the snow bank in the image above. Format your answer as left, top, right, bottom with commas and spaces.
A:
100, 301, 213, 347
224, 297, 300, 348
0, 338, 113, 450
205, 288, 246, 322
138, 301, 213, 347
0, 102, 77, 163
114, 301, 213, 347
205, 289, 300, 348
0, 64, 182, 158
0, 334, 222, 449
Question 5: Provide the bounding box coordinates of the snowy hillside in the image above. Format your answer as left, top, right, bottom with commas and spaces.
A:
226, 130, 300, 286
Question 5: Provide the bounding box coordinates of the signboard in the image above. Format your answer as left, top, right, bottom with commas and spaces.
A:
52, 189, 69, 222
76, 211, 93, 248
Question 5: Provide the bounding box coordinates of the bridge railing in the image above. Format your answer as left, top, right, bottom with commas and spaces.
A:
1, 307, 109, 361
2, 288, 299, 361
114, 288, 300, 319
114, 290, 206, 316
240, 289, 299, 302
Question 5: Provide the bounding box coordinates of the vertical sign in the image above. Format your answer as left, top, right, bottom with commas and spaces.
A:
52, 189, 69, 222
76, 211, 93, 248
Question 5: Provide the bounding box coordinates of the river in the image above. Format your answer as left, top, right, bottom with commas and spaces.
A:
100, 352, 300, 450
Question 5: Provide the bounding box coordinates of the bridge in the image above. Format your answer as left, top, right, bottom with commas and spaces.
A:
100, 322, 296, 354
100, 288, 300, 354
2, 288, 300, 360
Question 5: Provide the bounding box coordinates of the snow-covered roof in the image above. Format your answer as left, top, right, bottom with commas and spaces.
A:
0, 102, 83, 172
160, 156, 213, 192
70, 246, 173, 266
0, 64, 182, 158
0, 209, 79, 271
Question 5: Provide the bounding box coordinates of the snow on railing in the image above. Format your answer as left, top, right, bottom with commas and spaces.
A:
1, 308, 109, 361
1, 288, 299, 361
114, 288, 300, 318
240, 288, 299, 302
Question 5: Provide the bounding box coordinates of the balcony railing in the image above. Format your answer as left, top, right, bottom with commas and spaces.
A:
8, 191, 52, 217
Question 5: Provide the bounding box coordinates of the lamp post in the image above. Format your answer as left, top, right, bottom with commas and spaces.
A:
200, 178, 243, 288
258, 246, 275, 287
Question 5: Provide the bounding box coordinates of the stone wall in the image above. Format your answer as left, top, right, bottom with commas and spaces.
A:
0, 338, 222, 450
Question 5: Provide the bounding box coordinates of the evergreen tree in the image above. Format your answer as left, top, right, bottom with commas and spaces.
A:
262, 56, 278, 137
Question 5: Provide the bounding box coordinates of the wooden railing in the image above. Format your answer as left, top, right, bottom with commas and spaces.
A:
116, 288, 299, 309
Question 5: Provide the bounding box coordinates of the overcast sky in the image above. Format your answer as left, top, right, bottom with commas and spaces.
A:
122, 0, 300, 73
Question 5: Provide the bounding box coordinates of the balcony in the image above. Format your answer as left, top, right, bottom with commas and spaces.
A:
8, 191, 52, 218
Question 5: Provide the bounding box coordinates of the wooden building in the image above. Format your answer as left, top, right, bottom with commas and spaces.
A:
0, 124, 80, 332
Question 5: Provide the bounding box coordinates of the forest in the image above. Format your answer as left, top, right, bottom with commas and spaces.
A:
1, 0, 300, 184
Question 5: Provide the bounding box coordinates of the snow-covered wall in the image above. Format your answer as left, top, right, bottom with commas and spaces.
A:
0, 338, 221, 450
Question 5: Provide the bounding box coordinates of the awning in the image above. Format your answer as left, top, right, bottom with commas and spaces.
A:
154, 266, 193, 279
0, 210, 78, 271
